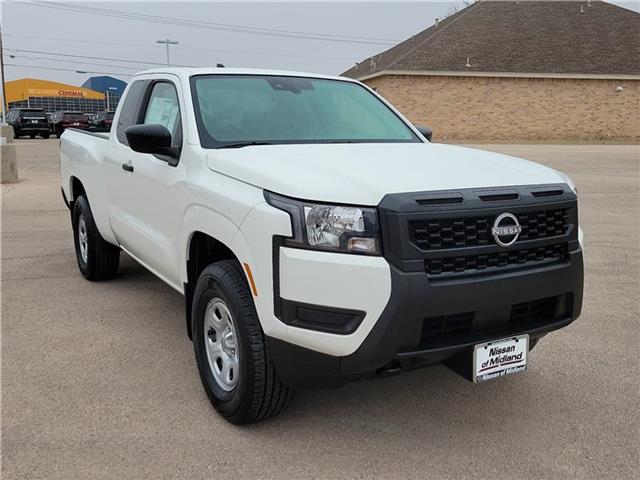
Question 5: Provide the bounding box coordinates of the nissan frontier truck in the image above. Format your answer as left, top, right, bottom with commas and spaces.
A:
59, 68, 584, 424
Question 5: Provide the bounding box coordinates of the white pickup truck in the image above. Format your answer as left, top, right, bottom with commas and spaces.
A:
60, 68, 584, 424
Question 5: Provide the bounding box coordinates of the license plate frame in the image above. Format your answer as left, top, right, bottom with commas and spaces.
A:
473, 334, 529, 383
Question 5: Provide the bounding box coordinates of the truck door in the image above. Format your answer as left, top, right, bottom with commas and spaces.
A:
104, 77, 186, 289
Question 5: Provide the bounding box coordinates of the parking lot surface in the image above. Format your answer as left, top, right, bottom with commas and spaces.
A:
2, 139, 639, 479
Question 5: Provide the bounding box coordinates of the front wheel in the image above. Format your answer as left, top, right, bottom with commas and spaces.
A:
72, 195, 120, 280
192, 260, 294, 424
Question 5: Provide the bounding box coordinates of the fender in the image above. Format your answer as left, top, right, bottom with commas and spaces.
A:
179, 203, 244, 286
232, 202, 292, 341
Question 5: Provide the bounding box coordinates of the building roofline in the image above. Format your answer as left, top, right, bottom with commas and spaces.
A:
355, 70, 640, 82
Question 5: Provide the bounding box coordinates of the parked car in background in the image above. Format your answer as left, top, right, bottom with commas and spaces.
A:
92, 110, 115, 130
50, 111, 90, 138
6, 108, 50, 139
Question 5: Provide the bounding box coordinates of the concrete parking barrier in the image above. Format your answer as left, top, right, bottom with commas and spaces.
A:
1, 125, 18, 183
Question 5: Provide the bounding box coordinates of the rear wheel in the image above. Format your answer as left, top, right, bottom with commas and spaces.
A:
192, 260, 294, 424
72, 195, 120, 280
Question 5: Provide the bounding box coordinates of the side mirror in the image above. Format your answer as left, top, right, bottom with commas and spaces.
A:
415, 125, 433, 142
125, 124, 179, 165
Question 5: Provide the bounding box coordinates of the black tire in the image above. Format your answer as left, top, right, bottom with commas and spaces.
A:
72, 195, 120, 281
192, 260, 294, 424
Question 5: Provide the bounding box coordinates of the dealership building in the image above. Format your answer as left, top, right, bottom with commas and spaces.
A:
343, 0, 639, 141
5, 76, 127, 114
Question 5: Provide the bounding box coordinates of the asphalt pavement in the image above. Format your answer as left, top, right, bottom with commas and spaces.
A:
2, 139, 638, 479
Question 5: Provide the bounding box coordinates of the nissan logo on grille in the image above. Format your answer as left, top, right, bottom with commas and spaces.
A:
492, 213, 522, 247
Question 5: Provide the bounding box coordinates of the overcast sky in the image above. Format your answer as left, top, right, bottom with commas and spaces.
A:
2, 1, 639, 86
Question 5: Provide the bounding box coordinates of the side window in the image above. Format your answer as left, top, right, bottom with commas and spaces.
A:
142, 82, 182, 148
116, 80, 146, 145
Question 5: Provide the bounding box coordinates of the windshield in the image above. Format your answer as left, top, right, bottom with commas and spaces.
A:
191, 75, 419, 148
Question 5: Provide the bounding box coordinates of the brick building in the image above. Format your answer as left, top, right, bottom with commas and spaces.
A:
342, 1, 640, 141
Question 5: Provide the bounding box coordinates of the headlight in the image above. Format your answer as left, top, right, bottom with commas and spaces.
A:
265, 192, 381, 255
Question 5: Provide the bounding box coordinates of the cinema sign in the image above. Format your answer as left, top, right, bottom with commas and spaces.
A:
28, 88, 86, 98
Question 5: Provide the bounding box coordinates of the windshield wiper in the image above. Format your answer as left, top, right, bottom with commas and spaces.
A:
218, 141, 274, 149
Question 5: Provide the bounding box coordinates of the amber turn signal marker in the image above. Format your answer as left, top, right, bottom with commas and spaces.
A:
243, 262, 258, 297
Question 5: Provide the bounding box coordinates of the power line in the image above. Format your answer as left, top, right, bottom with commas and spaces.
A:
3, 32, 357, 61
5, 48, 196, 68
4, 33, 161, 51
6, 53, 140, 72
4, 63, 133, 76
30, 0, 399, 43
16, 0, 399, 46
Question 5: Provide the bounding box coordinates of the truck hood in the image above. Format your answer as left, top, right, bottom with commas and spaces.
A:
206, 143, 566, 205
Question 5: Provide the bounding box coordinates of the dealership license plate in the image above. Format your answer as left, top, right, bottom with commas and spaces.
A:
473, 334, 529, 382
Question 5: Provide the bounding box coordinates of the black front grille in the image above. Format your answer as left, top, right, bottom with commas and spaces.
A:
425, 243, 569, 275
418, 295, 568, 349
408, 208, 569, 251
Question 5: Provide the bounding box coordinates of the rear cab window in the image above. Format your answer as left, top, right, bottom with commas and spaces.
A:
116, 80, 147, 145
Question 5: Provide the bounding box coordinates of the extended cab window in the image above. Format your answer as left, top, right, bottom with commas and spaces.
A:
191, 74, 419, 148
116, 80, 146, 145
143, 82, 182, 148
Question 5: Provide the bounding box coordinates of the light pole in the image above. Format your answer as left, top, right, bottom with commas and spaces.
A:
0, 24, 8, 125
156, 39, 178, 67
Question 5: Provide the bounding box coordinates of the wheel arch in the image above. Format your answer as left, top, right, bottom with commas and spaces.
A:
184, 230, 246, 340
69, 176, 86, 205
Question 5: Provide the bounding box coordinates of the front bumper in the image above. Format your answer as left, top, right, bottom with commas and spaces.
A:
266, 184, 583, 388
268, 248, 583, 388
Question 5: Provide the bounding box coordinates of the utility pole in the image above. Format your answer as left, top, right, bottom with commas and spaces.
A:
156, 39, 178, 67
0, 24, 8, 124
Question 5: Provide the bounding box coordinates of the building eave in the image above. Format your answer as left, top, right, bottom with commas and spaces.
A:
354, 70, 640, 82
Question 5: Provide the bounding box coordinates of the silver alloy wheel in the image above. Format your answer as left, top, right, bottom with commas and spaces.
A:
78, 214, 88, 264
204, 298, 240, 391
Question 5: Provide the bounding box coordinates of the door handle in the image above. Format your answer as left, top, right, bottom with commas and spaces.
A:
122, 162, 134, 172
